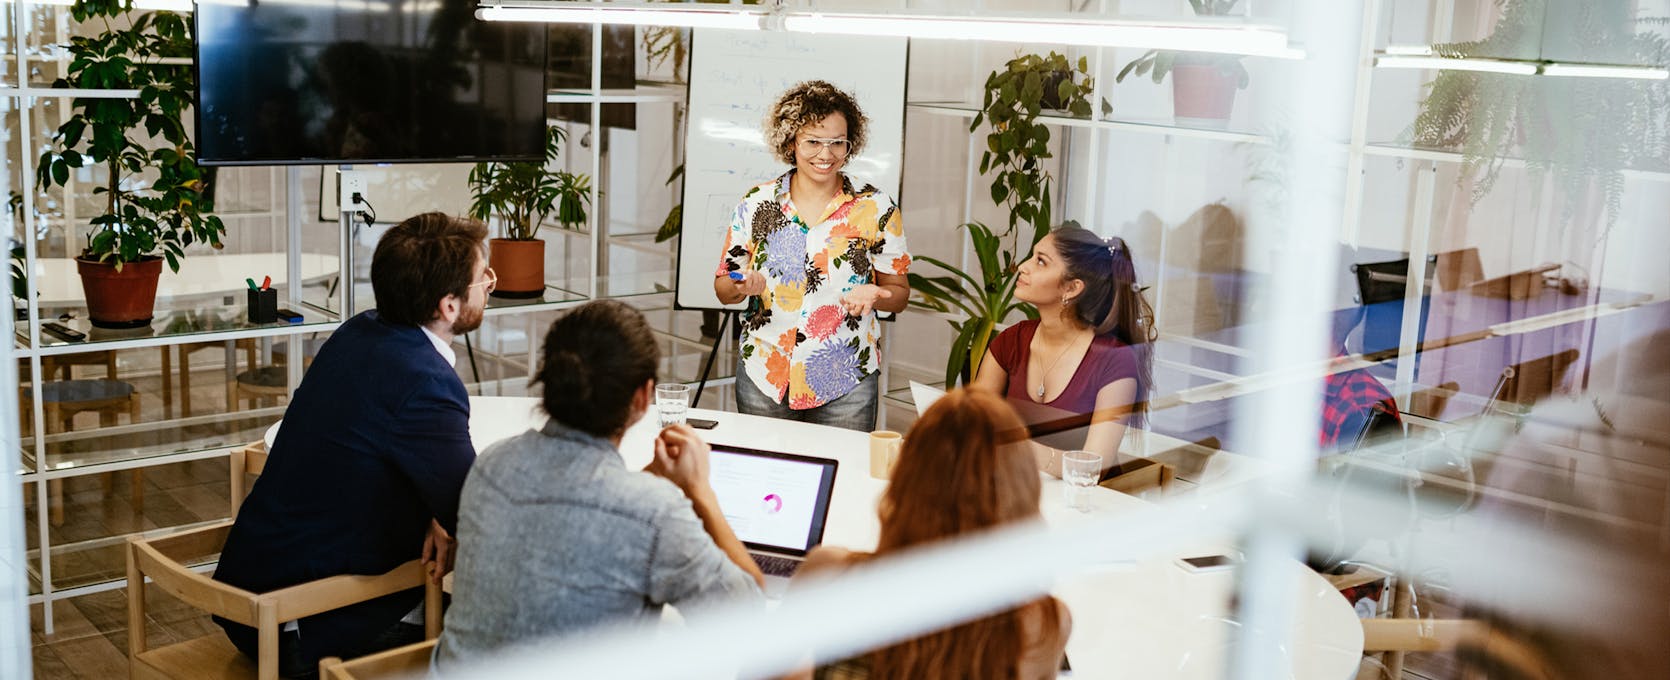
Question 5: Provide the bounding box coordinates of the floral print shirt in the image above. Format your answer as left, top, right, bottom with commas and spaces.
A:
716, 170, 910, 409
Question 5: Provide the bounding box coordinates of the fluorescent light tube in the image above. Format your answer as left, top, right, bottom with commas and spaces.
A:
781, 13, 1297, 58
28, 0, 194, 10
1541, 63, 1669, 80
476, 6, 765, 31
476, 4, 1299, 59
1374, 55, 1539, 75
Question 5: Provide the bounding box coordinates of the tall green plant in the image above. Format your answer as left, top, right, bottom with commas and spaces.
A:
909, 52, 1095, 386
908, 222, 1037, 386
36, 0, 225, 272
468, 126, 593, 240
1410, 0, 1670, 232
972, 51, 1095, 251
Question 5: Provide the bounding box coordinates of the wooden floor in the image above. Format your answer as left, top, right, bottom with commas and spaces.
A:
32, 584, 220, 679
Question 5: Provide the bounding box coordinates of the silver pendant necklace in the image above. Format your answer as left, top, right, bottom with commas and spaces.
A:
1034, 330, 1085, 400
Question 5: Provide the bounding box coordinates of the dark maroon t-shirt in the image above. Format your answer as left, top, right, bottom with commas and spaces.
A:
988, 319, 1143, 435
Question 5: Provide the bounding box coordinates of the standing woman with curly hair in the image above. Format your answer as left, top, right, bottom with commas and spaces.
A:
713, 80, 911, 432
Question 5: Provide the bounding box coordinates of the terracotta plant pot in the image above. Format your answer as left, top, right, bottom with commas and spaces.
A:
76, 255, 162, 329
1171, 63, 1239, 129
488, 238, 545, 299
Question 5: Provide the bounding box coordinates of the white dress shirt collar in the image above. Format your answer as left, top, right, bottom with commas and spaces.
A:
419, 325, 458, 367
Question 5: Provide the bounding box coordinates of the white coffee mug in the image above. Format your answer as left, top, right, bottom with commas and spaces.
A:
869, 430, 903, 479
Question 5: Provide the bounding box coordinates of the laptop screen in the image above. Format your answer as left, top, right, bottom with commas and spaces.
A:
707, 445, 839, 556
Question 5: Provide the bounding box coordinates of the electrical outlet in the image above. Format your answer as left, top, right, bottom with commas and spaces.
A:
338, 170, 367, 213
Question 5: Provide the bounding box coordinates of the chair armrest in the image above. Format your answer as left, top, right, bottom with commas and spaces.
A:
129, 524, 261, 627
1361, 618, 1487, 652
266, 559, 429, 623
319, 639, 438, 680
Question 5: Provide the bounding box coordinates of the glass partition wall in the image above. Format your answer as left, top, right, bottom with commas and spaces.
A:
3, 7, 700, 652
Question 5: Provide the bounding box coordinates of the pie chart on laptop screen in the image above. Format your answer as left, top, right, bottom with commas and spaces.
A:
761, 493, 784, 514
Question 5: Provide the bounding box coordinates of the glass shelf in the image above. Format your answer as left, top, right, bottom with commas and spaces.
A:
908, 100, 1278, 144
16, 297, 339, 352
547, 83, 686, 103
486, 283, 590, 307
38, 408, 272, 473
1361, 142, 1670, 178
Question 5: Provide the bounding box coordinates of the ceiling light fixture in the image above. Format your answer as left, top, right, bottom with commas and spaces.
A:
1374, 55, 1540, 75
475, 2, 1302, 59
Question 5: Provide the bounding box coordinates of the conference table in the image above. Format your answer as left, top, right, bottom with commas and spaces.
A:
265, 398, 1362, 678
453, 397, 1364, 679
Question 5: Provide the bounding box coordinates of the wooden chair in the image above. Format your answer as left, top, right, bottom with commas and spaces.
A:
1361, 618, 1487, 653
127, 523, 443, 680
319, 639, 436, 680
1357, 618, 1560, 680
28, 350, 119, 382
170, 339, 259, 418
228, 441, 268, 519
19, 379, 144, 525
229, 367, 289, 412
1405, 381, 1460, 421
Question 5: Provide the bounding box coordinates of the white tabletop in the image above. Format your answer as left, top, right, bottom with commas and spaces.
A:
34, 252, 338, 307
452, 397, 1364, 680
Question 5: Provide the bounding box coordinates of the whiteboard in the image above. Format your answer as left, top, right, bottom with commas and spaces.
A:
675, 29, 908, 311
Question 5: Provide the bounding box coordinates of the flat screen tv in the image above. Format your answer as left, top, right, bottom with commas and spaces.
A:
195, 0, 547, 166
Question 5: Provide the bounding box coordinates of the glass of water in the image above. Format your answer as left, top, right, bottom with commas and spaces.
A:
656, 383, 691, 427
1061, 450, 1102, 513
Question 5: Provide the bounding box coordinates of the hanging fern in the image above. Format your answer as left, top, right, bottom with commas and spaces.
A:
1409, 0, 1670, 234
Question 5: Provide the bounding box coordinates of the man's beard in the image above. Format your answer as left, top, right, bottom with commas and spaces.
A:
451, 303, 484, 335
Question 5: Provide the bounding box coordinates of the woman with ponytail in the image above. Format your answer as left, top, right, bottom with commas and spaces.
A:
970, 226, 1156, 477
435, 301, 764, 671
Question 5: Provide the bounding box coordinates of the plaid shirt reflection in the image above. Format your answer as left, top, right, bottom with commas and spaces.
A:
1320, 365, 1401, 450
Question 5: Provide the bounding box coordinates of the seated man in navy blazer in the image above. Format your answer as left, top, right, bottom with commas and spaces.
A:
214, 212, 492, 676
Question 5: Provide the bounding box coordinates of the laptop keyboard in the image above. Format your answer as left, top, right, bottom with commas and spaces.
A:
752, 553, 802, 578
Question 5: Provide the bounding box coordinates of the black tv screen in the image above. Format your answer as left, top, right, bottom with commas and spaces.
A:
195, 0, 547, 165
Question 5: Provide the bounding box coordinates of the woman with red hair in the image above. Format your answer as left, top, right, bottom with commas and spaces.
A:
788, 388, 1070, 680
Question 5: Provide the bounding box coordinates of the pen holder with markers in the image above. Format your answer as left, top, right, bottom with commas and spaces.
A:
247, 287, 278, 323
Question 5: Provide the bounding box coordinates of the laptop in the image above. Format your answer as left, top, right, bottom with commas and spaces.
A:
706, 444, 839, 596
910, 381, 947, 416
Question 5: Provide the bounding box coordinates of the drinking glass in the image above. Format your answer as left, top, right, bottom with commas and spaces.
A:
1061, 450, 1102, 513
656, 383, 691, 427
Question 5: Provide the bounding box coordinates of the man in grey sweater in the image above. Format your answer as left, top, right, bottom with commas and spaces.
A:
433, 301, 765, 671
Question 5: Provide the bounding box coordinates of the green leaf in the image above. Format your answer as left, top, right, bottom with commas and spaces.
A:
1152, 52, 1175, 84
1116, 54, 1146, 83
945, 319, 980, 387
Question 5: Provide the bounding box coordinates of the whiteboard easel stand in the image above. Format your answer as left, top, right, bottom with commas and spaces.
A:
692, 309, 740, 409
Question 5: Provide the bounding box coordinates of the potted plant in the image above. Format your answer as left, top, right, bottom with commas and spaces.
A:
467, 126, 592, 299
1115, 0, 1250, 128
36, 0, 225, 328
908, 52, 1096, 386
1411, 0, 1670, 239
